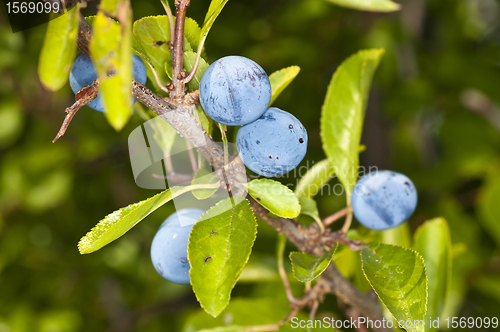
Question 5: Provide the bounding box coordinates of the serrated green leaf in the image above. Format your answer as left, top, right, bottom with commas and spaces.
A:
246, 179, 300, 218
90, 9, 132, 131
191, 167, 219, 199
39, 6, 79, 91
133, 16, 173, 86
189, 197, 257, 317
197, 0, 230, 54
361, 243, 427, 332
320, 49, 384, 194
269, 66, 300, 105
290, 248, 336, 282
294, 159, 335, 198
478, 174, 500, 247
78, 183, 218, 254
325, 0, 401, 12
185, 18, 203, 55
414, 218, 451, 330
183, 51, 210, 91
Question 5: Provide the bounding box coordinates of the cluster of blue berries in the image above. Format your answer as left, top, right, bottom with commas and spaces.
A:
200, 56, 308, 177
351, 170, 417, 231
69, 53, 147, 112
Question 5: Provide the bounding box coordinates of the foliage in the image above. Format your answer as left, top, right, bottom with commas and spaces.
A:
2, 0, 500, 331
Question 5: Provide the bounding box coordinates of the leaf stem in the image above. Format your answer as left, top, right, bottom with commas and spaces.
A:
185, 140, 198, 174
322, 207, 351, 227
145, 61, 171, 94
341, 192, 353, 233
277, 234, 297, 304
160, 0, 175, 50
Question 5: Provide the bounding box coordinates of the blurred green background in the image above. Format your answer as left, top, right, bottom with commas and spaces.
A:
1, 0, 500, 331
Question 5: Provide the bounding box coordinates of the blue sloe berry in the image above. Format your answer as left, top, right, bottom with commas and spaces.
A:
199, 56, 272, 126
351, 170, 418, 230
150, 208, 204, 284
69, 53, 147, 112
236, 107, 308, 177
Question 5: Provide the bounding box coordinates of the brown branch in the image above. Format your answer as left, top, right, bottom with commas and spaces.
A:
53, 79, 100, 142
171, 0, 190, 97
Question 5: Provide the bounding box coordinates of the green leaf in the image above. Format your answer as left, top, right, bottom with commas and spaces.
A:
325, 0, 401, 12
246, 179, 300, 218
90, 9, 132, 131
294, 159, 335, 198
78, 183, 218, 254
197, 0, 230, 54
189, 197, 257, 317
382, 222, 411, 248
299, 196, 319, 218
413, 218, 452, 331
38, 6, 79, 91
320, 49, 384, 194
269, 66, 300, 105
183, 51, 210, 91
133, 16, 173, 86
290, 248, 336, 282
183, 297, 291, 332
191, 167, 219, 199
195, 103, 213, 135
478, 174, 500, 247
361, 243, 427, 332
297, 197, 320, 226
185, 18, 203, 56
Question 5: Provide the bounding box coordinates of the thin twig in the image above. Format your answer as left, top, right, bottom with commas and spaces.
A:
277, 235, 297, 304
309, 300, 319, 320
322, 231, 367, 251
243, 307, 301, 332
171, 0, 189, 96
182, 43, 202, 84
322, 207, 351, 227
53, 79, 100, 142
185, 140, 198, 174
341, 194, 353, 233
146, 62, 171, 94
160, 0, 176, 50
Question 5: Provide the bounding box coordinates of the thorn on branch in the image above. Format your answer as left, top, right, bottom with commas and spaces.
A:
53, 79, 100, 143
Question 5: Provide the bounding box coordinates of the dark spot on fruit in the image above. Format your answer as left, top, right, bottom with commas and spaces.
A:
269, 154, 273, 159
256, 140, 260, 144
204, 256, 212, 264
289, 124, 293, 129
299, 138, 304, 143
276, 156, 279, 160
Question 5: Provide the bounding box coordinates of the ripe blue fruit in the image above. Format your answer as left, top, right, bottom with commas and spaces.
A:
351, 170, 417, 231
69, 53, 147, 112
236, 107, 308, 177
199, 56, 272, 126
150, 208, 205, 284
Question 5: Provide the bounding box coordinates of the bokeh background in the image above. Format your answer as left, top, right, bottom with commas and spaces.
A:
1, 0, 500, 331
